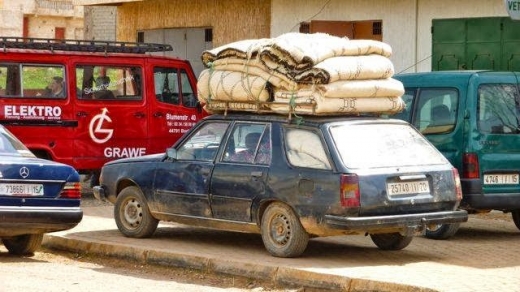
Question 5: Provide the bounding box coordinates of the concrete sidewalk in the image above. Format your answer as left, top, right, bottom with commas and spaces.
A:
43, 202, 520, 292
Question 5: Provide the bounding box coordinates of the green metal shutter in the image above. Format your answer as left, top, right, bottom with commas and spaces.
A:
432, 17, 520, 71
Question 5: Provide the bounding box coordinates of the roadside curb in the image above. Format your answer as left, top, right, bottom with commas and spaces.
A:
42, 234, 435, 292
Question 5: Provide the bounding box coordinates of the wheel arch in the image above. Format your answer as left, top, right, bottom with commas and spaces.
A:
115, 178, 140, 199
30, 148, 53, 160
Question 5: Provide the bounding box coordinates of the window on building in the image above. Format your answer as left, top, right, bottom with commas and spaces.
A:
299, 20, 382, 41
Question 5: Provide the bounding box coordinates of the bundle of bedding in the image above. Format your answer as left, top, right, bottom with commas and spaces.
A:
198, 32, 405, 115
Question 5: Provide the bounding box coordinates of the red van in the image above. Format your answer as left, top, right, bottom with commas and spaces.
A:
0, 37, 206, 184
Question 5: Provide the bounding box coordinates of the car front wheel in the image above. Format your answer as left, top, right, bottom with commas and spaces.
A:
114, 186, 158, 238
261, 202, 309, 258
425, 223, 460, 240
2, 234, 43, 255
370, 232, 413, 250
512, 210, 520, 230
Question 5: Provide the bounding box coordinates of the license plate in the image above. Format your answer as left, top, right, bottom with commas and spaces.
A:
0, 183, 44, 196
387, 180, 430, 196
484, 174, 519, 185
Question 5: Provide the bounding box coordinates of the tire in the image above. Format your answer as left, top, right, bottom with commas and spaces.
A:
2, 234, 43, 255
370, 233, 414, 250
114, 186, 158, 238
425, 223, 460, 240
512, 210, 520, 230
260, 202, 309, 258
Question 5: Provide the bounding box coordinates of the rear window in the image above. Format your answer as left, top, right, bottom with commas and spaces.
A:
478, 83, 520, 134
330, 123, 447, 169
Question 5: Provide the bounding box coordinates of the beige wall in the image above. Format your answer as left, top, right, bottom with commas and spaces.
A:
26, 16, 84, 39
271, 0, 509, 73
84, 6, 116, 40
117, 0, 270, 47
0, 0, 84, 39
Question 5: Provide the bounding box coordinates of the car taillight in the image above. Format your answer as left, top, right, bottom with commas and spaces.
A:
59, 182, 81, 199
340, 174, 360, 207
452, 168, 463, 201
462, 153, 480, 179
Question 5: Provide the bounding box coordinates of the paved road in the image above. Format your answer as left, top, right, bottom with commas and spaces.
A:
43, 198, 520, 292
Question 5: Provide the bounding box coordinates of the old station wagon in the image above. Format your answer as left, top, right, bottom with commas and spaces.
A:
93, 114, 467, 258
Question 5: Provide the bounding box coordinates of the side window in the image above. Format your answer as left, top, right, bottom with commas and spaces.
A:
478, 84, 520, 134
0, 64, 65, 98
177, 122, 229, 161
223, 123, 271, 165
412, 88, 458, 134
154, 67, 180, 105
180, 69, 198, 107
284, 128, 331, 170
76, 65, 142, 100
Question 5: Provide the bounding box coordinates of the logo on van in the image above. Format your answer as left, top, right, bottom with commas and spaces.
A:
89, 108, 113, 144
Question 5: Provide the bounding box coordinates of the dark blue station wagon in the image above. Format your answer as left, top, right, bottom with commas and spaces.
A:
0, 125, 83, 255
94, 114, 467, 258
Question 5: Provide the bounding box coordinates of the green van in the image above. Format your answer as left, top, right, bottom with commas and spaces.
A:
391, 71, 520, 238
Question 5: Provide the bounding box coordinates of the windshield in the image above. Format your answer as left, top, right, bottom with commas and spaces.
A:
330, 123, 447, 169
0, 126, 35, 157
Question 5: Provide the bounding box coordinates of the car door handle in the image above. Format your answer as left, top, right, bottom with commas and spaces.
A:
251, 171, 263, 177
134, 112, 145, 118
153, 112, 163, 118
76, 111, 88, 118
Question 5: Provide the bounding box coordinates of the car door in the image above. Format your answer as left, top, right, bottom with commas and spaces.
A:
152, 121, 230, 217
73, 62, 148, 170
210, 122, 271, 222
146, 61, 206, 155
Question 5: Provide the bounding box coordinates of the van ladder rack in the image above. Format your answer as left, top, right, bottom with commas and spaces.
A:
0, 37, 173, 54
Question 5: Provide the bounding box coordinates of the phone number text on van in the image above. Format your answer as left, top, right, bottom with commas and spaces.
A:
4, 105, 62, 120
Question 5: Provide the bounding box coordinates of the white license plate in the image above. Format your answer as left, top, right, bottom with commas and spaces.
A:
0, 183, 44, 196
387, 180, 430, 196
484, 174, 519, 185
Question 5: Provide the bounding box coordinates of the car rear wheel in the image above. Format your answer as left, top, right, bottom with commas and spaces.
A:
114, 186, 158, 238
2, 234, 43, 255
425, 223, 460, 239
370, 233, 413, 250
261, 202, 309, 258
512, 210, 520, 230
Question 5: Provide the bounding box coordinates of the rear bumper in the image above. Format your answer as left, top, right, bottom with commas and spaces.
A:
0, 206, 83, 237
461, 178, 520, 210
324, 210, 468, 233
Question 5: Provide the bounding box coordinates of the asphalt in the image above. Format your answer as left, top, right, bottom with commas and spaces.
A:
42, 198, 520, 292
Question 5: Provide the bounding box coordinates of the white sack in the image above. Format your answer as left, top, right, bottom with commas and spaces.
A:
197, 69, 270, 103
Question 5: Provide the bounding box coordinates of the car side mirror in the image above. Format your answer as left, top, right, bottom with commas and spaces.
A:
166, 147, 178, 160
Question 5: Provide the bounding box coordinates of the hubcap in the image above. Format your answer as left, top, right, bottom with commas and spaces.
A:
123, 198, 142, 228
270, 213, 291, 246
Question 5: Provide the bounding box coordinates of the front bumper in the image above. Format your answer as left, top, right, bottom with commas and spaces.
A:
92, 185, 106, 201
324, 210, 468, 234
0, 206, 83, 237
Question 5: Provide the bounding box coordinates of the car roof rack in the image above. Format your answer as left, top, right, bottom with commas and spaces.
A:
0, 36, 173, 54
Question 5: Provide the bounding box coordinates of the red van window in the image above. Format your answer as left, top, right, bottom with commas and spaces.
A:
153, 67, 197, 108
76, 65, 142, 100
180, 69, 197, 108
0, 64, 65, 98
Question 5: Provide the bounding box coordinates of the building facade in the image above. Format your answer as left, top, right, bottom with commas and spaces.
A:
0, 0, 84, 39
74, 0, 515, 75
